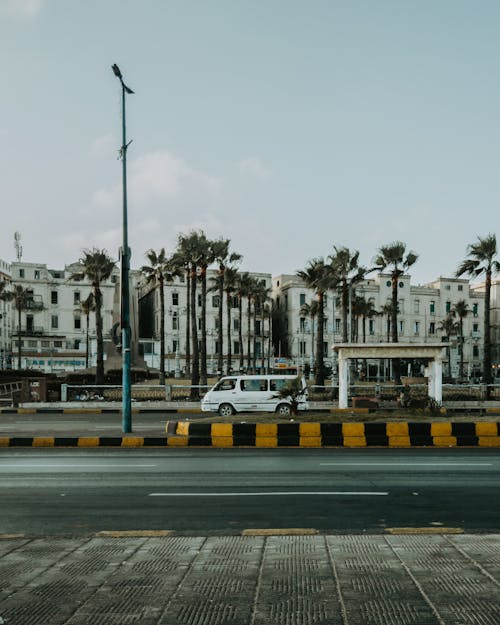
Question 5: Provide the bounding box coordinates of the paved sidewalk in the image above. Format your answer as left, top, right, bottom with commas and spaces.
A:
0, 533, 498, 624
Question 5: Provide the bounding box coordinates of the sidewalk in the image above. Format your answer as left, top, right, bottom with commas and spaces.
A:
0, 533, 498, 624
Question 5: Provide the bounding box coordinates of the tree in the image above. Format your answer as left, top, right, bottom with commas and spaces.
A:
453, 300, 469, 380
210, 239, 242, 374
438, 313, 458, 378
373, 242, 418, 383
297, 258, 333, 385
236, 272, 253, 371
244, 275, 260, 372
276, 376, 306, 416
253, 281, 271, 371
10, 284, 34, 369
456, 234, 500, 389
72, 249, 115, 385
79, 293, 95, 369
140, 248, 179, 385
0, 282, 14, 368
223, 266, 239, 375
328, 246, 365, 343
300, 299, 319, 365
196, 234, 214, 385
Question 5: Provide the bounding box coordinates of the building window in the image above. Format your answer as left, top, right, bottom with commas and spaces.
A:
34, 270, 40, 279
446, 301, 451, 313
414, 321, 420, 335
197, 294, 202, 307
430, 301, 435, 315
212, 295, 220, 308
445, 284, 451, 290
414, 299, 420, 314
233, 318, 240, 331
74, 317, 81, 330
369, 319, 375, 335
429, 322, 435, 335
28, 340, 37, 348
172, 293, 179, 306
473, 303, 478, 317
323, 342, 328, 357
299, 293, 306, 306
233, 341, 240, 355
54, 340, 63, 348
255, 320, 261, 335
399, 320, 404, 334
473, 323, 479, 334
335, 318, 341, 333
172, 340, 178, 353
74, 291, 80, 304
473, 345, 479, 358
172, 312, 178, 330
299, 317, 306, 332
299, 341, 306, 356
41, 340, 50, 348
458, 285, 463, 291
51, 291, 58, 305
74, 340, 80, 350
284, 294, 288, 310
51, 315, 58, 329
19, 268, 24, 278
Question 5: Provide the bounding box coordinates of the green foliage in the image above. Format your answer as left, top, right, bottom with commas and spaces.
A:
276, 376, 306, 415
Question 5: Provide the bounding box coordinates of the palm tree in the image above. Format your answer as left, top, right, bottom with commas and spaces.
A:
244, 275, 260, 372
196, 234, 213, 385
236, 272, 253, 371
253, 282, 271, 371
300, 299, 319, 367
373, 242, 418, 383
223, 266, 239, 375
438, 313, 457, 378
456, 234, 500, 390
140, 248, 179, 385
10, 285, 42, 370
297, 258, 333, 385
0, 282, 13, 368
73, 249, 115, 385
328, 246, 366, 343
210, 239, 242, 374
79, 293, 95, 369
453, 300, 469, 380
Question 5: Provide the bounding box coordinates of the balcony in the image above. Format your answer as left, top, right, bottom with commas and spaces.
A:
15, 326, 45, 336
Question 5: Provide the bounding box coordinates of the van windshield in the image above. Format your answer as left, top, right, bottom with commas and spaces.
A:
213, 378, 236, 391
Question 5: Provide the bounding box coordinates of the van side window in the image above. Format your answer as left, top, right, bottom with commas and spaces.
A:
214, 379, 236, 391
270, 379, 287, 391
240, 379, 268, 391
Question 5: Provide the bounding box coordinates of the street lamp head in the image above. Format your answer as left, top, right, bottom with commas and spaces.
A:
112, 63, 122, 79
124, 84, 135, 95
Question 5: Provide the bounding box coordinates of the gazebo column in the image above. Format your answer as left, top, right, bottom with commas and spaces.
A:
434, 357, 443, 404
338, 355, 349, 408
427, 361, 435, 399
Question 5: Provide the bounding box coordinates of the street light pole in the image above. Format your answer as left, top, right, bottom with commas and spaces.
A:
112, 64, 134, 434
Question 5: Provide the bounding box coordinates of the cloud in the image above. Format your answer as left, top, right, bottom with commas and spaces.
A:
92, 133, 115, 156
92, 150, 222, 209
0, 0, 45, 17
238, 157, 271, 180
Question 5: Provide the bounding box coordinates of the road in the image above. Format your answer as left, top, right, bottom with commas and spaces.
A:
0, 448, 498, 535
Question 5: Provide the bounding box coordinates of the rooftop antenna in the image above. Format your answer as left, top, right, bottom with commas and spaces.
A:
14, 232, 22, 261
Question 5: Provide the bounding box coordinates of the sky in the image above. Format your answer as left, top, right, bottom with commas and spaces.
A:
1, 0, 499, 285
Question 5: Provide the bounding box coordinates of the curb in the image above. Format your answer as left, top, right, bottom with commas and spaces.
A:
1, 421, 499, 448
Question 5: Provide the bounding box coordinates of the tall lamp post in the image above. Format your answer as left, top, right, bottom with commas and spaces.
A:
112, 63, 134, 433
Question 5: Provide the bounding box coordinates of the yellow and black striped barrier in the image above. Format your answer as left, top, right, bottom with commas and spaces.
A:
0, 422, 499, 447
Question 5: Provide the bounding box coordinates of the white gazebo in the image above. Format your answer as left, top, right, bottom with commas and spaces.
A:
333, 343, 448, 408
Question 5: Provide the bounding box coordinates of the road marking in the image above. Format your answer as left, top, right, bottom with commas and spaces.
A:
149, 491, 388, 497
386, 527, 464, 534
0, 464, 157, 468
319, 462, 492, 467
242, 528, 319, 536
96, 530, 173, 537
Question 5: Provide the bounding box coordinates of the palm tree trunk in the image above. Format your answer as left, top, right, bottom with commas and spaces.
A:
391, 276, 401, 383
315, 292, 325, 385
17, 306, 22, 369
217, 266, 224, 374
247, 297, 252, 371
341, 283, 348, 343
185, 270, 191, 377
85, 313, 90, 369
159, 278, 165, 385
95, 287, 104, 385
260, 310, 265, 371
200, 267, 207, 385
484, 271, 492, 395
459, 319, 464, 380
238, 294, 244, 371
190, 267, 199, 397
226, 290, 232, 375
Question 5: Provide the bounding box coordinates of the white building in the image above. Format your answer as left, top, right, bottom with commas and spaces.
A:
138, 269, 273, 375
0, 259, 13, 369
9, 261, 119, 373
272, 272, 489, 381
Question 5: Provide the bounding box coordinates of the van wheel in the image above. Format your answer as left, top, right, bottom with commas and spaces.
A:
218, 403, 234, 417
276, 403, 291, 416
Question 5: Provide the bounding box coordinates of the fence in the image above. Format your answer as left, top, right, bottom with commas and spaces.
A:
62, 384, 211, 402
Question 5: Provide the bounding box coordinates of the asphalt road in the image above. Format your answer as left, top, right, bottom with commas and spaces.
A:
0, 448, 498, 536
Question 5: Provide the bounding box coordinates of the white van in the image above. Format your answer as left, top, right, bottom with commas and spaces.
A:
201, 375, 309, 416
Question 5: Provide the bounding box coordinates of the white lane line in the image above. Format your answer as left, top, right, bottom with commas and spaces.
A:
0, 464, 157, 468
149, 491, 389, 497
319, 463, 492, 467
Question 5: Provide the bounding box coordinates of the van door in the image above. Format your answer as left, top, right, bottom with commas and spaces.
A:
238, 378, 271, 411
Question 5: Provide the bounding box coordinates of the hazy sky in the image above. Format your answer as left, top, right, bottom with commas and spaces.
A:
1, 0, 499, 284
